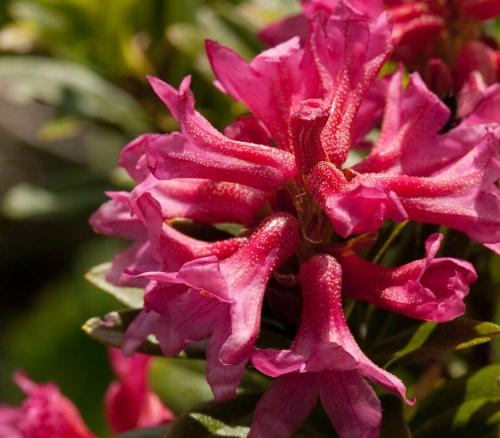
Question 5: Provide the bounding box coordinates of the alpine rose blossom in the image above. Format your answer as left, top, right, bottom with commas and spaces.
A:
0, 373, 95, 438
105, 349, 174, 434
86, 0, 498, 436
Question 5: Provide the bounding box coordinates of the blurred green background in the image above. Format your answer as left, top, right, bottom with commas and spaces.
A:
0, 1, 499, 437
0, 0, 298, 435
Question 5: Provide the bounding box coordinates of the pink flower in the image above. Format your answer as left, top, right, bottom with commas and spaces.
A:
146, 76, 297, 191
308, 129, 500, 249
105, 348, 173, 434
206, 3, 392, 167
338, 233, 477, 321
0, 373, 95, 438
123, 211, 299, 399
251, 255, 412, 438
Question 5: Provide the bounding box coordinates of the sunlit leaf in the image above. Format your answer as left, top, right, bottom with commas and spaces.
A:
165, 395, 259, 437
82, 309, 162, 356
369, 319, 500, 368
85, 262, 144, 309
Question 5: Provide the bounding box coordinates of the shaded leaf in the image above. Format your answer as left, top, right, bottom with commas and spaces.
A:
115, 425, 170, 438
85, 262, 144, 309
150, 357, 214, 415
411, 365, 500, 437
368, 319, 500, 368
166, 395, 259, 438
82, 309, 162, 356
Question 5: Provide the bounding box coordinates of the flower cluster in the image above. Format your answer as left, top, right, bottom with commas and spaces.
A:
0, 349, 172, 437
86, 1, 498, 437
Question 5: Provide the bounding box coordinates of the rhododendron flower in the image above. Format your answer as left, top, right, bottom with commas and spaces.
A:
338, 233, 478, 321
85, 0, 499, 435
0, 372, 95, 438
207, 4, 392, 165
123, 209, 299, 399
105, 348, 173, 434
0, 354, 172, 437
251, 255, 413, 438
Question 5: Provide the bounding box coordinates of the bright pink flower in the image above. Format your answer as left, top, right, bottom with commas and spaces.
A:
105, 348, 173, 434
309, 130, 500, 248
146, 76, 297, 191
90, 190, 245, 287
123, 211, 299, 399
251, 255, 412, 438
207, 4, 392, 167
0, 373, 95, 438
339, 233, 477, 321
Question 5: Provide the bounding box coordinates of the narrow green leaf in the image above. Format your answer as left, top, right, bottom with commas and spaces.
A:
82, 309, 162, 356
369, 319, 500, 368
85, 262, 144, 309
166, 395, 259, 438
189, 413, 249, 437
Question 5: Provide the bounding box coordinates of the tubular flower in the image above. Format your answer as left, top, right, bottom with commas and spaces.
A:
105, 349, 173, 434
0, 373, 95, 438
123, 210, 299, 400
338, 233, 478, 321
251, 255, 413, 438
86, 0, 497, 435
0, 357, 172, 437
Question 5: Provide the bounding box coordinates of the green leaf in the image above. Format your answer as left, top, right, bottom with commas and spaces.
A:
150, 357, 214, 415
369, 319, 500, 368
116, 425, 170, 438
411, 365, 500, 437
166, 395, 259, 438
85, 262, 144, 309
189, 414, 249, 437
0, 56, 150, 133
82, 309, 162, 356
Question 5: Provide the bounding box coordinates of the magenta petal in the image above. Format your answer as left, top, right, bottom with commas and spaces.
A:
355, 72, 450, 175
205, 324, 247, 400
218, 213, 300, 365
319, 370, 381, 438
461, 84, 500, 127
251, 349, 306, 377
131, 175, 267, 225
123, 309, 160, 356
107, 241, 156, 288
90, 192, 145, 241
134, 193, 245, 271
223, 115, 272, 146
119, 134, 157, 182
147, 132, 293, 191
299, 255, 413, 404
307, 161, 407, 237
250, 374, 320, 438
4, 372, 96, 438
206, 38, 302, 152
105, 349, 173, 433
341, 233, 477, 321
147, 75, 297, 190
319, 10, 392, 166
